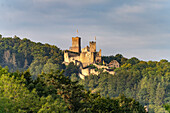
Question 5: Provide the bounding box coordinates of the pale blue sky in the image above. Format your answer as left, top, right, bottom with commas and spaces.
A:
0, 0, 170, 61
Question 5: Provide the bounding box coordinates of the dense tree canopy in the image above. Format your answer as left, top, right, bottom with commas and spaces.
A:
0, 36, 63, 76
0, 66, 146, 113
81, 58, 170, 113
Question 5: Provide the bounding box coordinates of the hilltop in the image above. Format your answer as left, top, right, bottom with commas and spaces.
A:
0, 34, 63, 76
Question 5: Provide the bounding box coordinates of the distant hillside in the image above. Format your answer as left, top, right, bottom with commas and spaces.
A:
0, 35, 63, 76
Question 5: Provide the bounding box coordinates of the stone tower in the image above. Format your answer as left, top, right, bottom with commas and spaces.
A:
69, 37, 81, 53
89, 41, 96, 52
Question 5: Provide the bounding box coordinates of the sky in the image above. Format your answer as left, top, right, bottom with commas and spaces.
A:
0, 0, 170, 61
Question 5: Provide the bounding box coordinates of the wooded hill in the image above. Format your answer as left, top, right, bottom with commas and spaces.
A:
0, 35, 63, 77
0, 35, 169, 112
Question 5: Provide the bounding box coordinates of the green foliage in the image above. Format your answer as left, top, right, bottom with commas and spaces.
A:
0, 97, 14, 113
0, 65, 146, 112
38, 95, 68, 113
164, 103, 170, 112
0, 36, 63, 75
126, 57, 140, 65
84, 93, 146, 113
38, 70, 145, 112
65, 62, 79, 78
70, 73, 79, 82
82, 59, 170, 113
102, 54, 128, 65
38, 71, 87, 112
0, 67, 68, 113
0, 74, 40, 112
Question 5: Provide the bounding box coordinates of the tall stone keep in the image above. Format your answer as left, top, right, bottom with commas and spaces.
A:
69, 37, 81, 53
89, 41, 96, 52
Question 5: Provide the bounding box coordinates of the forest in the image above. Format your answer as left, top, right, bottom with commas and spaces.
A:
0, 35, 169, 112
0, 35, 63, 77
65, 54, 170, 113
80, 57, 170, 113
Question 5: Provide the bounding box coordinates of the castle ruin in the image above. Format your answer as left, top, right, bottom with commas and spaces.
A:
63, 36, 102, 68
63, 35, 116, 79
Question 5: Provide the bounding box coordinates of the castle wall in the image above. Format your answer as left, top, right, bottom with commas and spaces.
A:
79, 52, 96, 67
93, 63, 108, 69
81, 68, 99, 76
64, 52, 70, 63
82, 46, 89, 52
90, 69, 99, 75
81, 68, 90, 76
80, 52, 89, 67
81, 67, 114, 77
69, 55, 80, 62
91, 52, 95, 63
95, 56, 102, 63
80, 52, 87, 64
64, 51, 80, 64
79, 73, 85, 79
